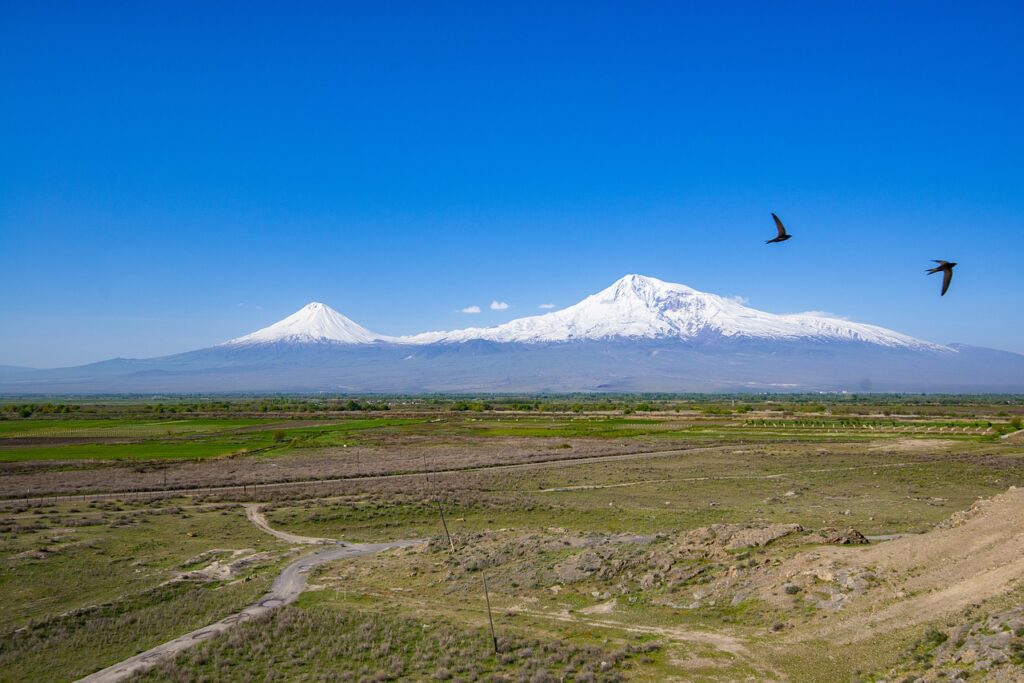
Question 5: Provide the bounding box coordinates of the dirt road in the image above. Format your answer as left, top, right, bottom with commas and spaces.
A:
76, 540, 422, 682
243, 503, 336, 545
75, 502, 425, 682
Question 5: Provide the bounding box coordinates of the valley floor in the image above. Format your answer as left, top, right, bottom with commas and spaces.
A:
2, 398, 1023, 681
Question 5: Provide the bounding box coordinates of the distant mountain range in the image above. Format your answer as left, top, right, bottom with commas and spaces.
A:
3, 275, 1023, 393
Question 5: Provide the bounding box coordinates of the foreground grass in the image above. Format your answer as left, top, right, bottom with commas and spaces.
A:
0, 580, 269, 683
135, 602, 650, 683
0, 502, 285, 628
0, 501, 290, 682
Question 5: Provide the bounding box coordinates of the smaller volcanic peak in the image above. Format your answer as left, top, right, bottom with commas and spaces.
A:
222, 302, 386, 346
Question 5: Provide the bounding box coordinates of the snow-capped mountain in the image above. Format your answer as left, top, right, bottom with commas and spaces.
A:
214, 275, 947, 351
405, 274, 948, 350
223, 302, 389, 346
5, 274, 1022, 393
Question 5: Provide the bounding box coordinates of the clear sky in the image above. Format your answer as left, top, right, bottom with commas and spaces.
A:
2, 1, 1022, 367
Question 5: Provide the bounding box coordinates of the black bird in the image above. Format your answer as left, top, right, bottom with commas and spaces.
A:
766, 213, 791, 244
926, 260, 957, 296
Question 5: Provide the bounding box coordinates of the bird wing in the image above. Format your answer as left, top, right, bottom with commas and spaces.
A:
933, 260, 950, 266
771, 213, 787, 237
941, 267, 953, 296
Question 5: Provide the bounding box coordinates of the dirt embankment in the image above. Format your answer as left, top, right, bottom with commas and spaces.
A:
782, 486, 1024, 643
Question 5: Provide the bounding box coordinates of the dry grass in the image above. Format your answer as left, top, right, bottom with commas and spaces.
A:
134, 604, 651, 682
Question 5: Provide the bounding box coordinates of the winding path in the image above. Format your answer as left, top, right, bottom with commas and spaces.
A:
76, 506, 425, 682
243, 503, 336, 545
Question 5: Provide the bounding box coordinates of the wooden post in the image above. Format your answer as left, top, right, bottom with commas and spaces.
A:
483, 573, 498, 654
421, 452, 431, 489
437, 499, 455, 553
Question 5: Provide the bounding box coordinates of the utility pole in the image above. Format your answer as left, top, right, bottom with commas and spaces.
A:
437, 498, 455, 553
483, 573, 498, 654
421, 452, 432, 489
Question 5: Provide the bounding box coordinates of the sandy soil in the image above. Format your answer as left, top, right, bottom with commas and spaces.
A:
773, 485, 1024, 646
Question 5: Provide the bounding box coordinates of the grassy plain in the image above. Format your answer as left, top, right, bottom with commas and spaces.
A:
0, 500, 291, 682
1, 396, 1022, 681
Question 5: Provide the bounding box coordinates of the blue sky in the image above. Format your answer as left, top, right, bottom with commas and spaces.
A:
2, 1, 1022, 367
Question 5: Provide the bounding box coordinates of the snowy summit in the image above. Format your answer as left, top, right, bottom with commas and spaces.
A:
10, 275, 1018, 394
223, 302, 387, 346
405, 274, 948, 350
221, 275, 948, 351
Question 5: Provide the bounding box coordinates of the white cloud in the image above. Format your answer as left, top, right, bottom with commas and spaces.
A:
793, 310, 849, 320
538, 303, 556, 309
490, 300, 509, 310
726, 295, 749, 305
460, 305, 481, 314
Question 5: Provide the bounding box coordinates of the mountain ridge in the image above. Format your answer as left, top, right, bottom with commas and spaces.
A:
401, 274, 948, 350
217, 274, 949, 352
3, 274, 1022, 393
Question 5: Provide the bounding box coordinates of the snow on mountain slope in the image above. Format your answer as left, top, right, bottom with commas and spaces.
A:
219, 275, 949, 352
404, 274, 950, 350
223, 302, 389, 345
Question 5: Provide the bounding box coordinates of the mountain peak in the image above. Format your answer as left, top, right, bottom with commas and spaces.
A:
598, 274, 697, 305
222, 275, 949, 352
404, 273, 949, 350
223, 302, 385, 346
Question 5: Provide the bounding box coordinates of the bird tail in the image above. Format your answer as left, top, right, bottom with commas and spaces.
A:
926, 267, 941, 274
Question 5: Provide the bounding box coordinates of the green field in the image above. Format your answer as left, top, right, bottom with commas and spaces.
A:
0, 409, 1011, 464
0, 417, 426, 462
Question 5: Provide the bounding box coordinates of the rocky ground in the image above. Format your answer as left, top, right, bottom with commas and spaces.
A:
870, 607, 1024, 682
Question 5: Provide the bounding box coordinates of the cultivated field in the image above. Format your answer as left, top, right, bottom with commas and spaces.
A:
2, 396, 1023, 682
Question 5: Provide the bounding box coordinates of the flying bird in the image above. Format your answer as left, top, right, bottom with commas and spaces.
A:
926, 260, 957, 296
766, 213, 792, 244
